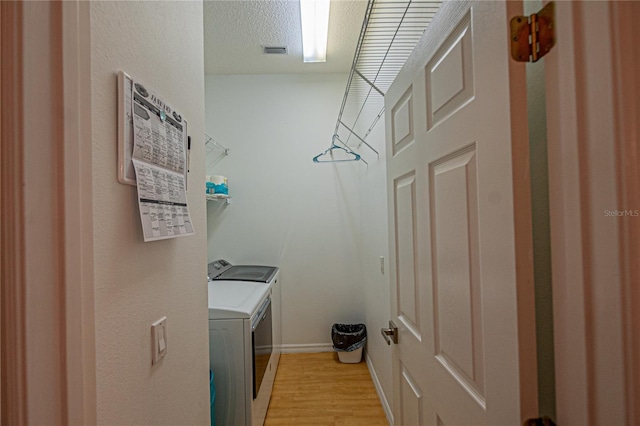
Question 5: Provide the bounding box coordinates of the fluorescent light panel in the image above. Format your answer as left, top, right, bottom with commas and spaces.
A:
300, 0, 330, 63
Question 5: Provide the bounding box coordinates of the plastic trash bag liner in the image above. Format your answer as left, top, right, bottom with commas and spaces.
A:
331, 323, 367, 352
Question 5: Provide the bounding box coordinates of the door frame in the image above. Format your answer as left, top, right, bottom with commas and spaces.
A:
546, 1, 640, 423
1, 1, 96, 423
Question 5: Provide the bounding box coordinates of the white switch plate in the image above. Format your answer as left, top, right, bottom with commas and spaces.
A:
151, 316, 167, 365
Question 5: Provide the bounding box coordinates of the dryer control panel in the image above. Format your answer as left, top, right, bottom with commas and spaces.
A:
207, 259, 232, 281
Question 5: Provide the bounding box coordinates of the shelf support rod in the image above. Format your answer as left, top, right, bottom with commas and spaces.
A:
355, 68, 385, 97
332, 135, 369, 165
338, 120, 379, 158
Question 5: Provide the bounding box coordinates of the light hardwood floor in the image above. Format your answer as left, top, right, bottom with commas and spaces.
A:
264, 352, 388, 426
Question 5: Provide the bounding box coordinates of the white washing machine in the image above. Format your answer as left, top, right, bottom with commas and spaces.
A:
207, 260, 281, 426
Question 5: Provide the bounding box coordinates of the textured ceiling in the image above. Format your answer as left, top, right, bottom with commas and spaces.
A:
204, 0, 368, 75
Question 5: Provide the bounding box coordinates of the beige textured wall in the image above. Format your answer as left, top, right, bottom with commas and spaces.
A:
91, 2, 209, 424
204, 74, 364, 348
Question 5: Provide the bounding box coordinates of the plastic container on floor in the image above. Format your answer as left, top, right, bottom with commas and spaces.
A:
337, 346, 363, 363
331, 323, 367, 364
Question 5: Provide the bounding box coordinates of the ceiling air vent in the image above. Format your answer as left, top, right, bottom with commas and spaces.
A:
263, 46, 288, 55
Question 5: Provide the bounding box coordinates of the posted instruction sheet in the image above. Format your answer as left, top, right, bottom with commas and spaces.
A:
131, 80, 194, 242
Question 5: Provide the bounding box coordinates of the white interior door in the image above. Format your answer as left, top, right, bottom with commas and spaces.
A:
385, 1, 537, 424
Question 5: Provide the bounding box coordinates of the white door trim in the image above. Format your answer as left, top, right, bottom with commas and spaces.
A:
612, 4, 640, 422
546, 1, 640, 423
61, 1, 97, 423
1, 2, 28, 422
1, 1, 96, 423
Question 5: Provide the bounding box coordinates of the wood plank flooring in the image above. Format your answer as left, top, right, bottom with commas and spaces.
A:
264, 352, 388, 426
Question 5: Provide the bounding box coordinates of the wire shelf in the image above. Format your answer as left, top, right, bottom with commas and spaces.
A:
327, 0, 442, 162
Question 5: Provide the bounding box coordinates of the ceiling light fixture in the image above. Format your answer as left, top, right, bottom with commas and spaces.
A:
299, 0, 330, 63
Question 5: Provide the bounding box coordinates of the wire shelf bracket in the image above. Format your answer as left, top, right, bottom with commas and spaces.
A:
205, 134, 230, 156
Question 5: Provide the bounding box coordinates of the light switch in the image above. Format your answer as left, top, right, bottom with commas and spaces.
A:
151, 317, 167, 365
380, 256, 385, 275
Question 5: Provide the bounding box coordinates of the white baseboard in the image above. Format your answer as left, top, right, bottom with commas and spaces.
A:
279, 343, 334, 354
365, 350, 394, 426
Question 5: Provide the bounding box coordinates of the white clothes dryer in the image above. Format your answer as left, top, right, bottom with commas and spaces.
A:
207, 260, 281, 426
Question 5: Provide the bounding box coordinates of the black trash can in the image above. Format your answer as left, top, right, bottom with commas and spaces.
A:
331, 323, 367, 363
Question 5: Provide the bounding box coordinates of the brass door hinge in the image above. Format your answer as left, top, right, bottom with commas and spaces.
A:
510, 2, 556, 62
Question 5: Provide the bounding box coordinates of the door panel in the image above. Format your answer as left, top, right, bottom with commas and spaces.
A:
385, 1, 536, 424
400, 363, 424, 426
431, 146, 484, 400
394, 173, 420, 335
426, 13, 474, 129
392, 88, 415, 155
